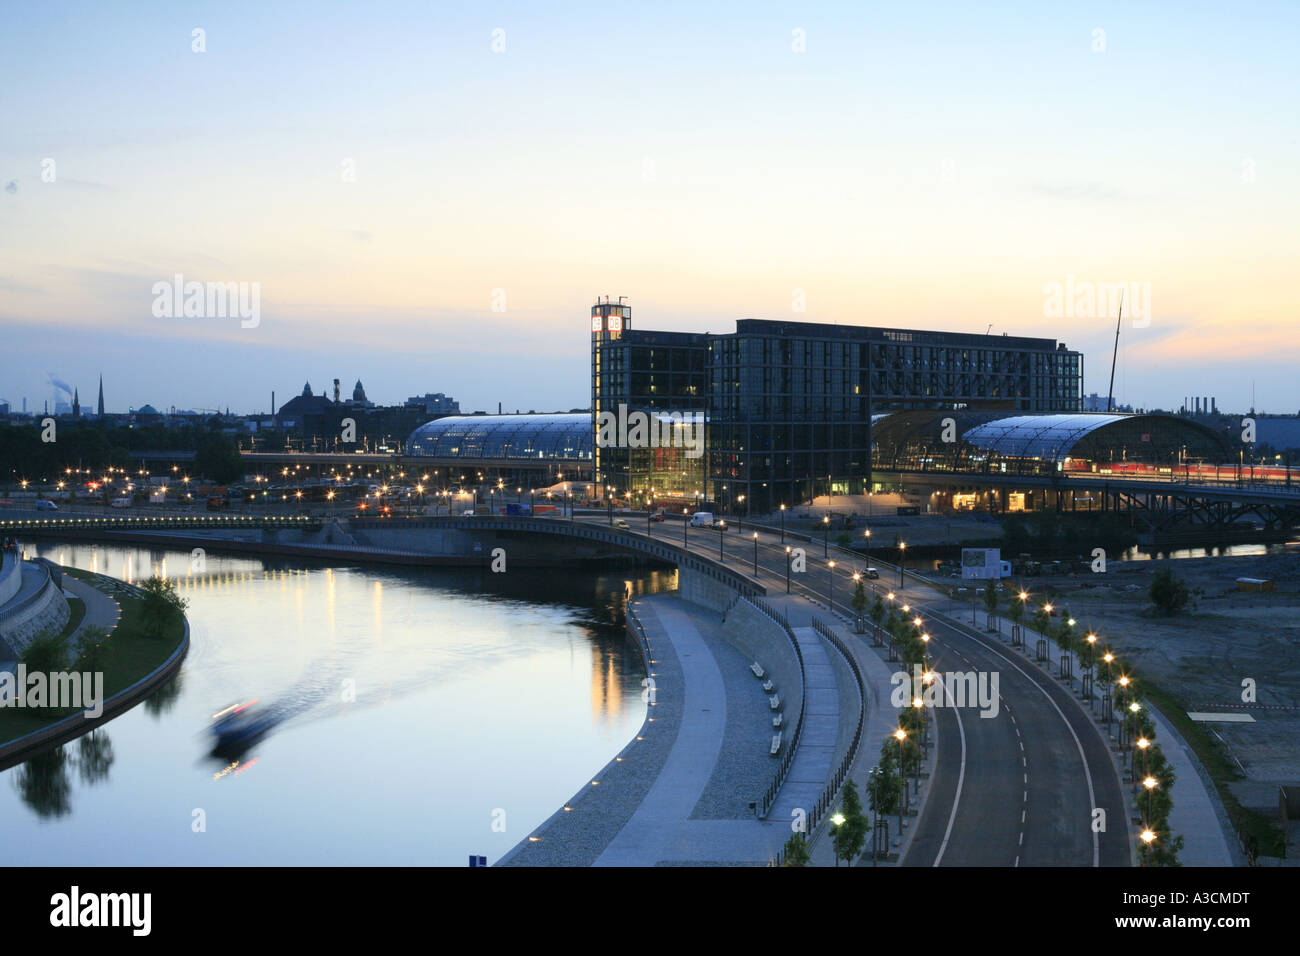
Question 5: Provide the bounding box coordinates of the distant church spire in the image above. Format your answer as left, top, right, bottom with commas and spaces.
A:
97, 374, 105, 417
72, 388, 81, 418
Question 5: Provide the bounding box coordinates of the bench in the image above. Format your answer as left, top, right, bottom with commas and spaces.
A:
762, 679, 775, 692
769, 695, 781, 711
750, 662, 765, 679
770, 732, 783, 756
772, 713, 783, 729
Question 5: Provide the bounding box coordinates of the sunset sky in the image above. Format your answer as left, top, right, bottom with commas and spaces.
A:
2, 1, 1297, 416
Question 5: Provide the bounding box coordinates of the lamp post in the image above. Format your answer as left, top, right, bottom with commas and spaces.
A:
898, 541, 907, 588
780, 503, 786, 544
717, 520, 726, 561
823, 515, 830, 558
863, 528, 871, 571
895, 728, 908, 834
752, 532, 759, 576
786, 546, 792, 594
827, 560, 836, 613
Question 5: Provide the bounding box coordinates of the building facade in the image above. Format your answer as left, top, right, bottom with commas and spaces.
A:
589, 300, 1084, 514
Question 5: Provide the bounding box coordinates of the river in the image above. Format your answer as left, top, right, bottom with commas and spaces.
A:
1, 542, 669, 865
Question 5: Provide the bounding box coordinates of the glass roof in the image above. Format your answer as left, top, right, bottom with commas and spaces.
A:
961, 414, 1129, 462
406, 414, 592, 461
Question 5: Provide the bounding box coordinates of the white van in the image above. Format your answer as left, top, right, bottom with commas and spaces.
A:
111, 497, 132, 509
688, 511, 714, 528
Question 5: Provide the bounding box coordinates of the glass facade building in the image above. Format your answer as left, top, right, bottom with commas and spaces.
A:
405, 413, 592, 485
870, 410, 1232, 478
588, 303, 1085, 513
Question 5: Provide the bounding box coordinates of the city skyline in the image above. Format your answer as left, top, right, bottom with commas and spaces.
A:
3, 2, 1297, 416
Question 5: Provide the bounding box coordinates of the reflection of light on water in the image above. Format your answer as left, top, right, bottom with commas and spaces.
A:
589, 642, 621, 725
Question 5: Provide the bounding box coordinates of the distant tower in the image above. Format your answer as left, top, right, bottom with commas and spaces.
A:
97, 375, 104, 417
353, 379, 367, 403
333, 378, 341, 403
72, 388, 80, 418
302, 381, 313, 397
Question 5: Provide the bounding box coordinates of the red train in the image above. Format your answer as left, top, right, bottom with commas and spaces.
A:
1065, 460, 1298, 484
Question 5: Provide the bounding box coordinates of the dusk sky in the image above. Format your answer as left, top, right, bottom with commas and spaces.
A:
2, 1, 1297, 416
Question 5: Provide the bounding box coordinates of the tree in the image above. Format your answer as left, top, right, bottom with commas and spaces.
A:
869, 594, 886, 629
138, 576, 189, 638
781, 832, 811, 867
850, 578, 868, 632
1149, 568, 1190, 616
194, 435, 244, 484
831, 780, 869, 867
74, 626, 111, 674
21, 629, 69, 673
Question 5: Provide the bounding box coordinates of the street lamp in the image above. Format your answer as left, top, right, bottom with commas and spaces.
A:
828, 560, 836, 612
823, 514, 830, 557
717, 520, 726, 561
894, 728, 908, 834
863, 528, 871, 571
785, 546, 792, 594
780, 503, 786, 543
898, 541, 907, 587
752, 532, 759, 576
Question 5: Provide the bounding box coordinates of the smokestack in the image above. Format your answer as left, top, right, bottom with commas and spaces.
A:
498, 402, 502, 415
271, 391, 276, 415
1212, 396, 1217, 414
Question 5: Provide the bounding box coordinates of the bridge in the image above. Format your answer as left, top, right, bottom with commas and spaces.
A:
876, 467, 1300, 536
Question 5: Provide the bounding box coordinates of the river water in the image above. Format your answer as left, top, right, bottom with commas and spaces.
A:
1, 543, 669, 865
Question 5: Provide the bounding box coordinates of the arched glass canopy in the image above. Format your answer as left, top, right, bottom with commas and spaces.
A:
405, 414, 592, 462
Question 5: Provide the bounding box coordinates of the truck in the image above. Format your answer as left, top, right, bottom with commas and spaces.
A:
960, 547, 1011, 580
688, 511, 715, 528
505, 503, 532, 516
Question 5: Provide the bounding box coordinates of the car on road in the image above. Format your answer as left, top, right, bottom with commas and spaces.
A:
34, 499, 58, 511
614, 519, 630, 530
863, 567, 880, 579
648, 512, 668, 522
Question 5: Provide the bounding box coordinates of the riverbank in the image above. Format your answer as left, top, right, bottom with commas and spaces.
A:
0, 568, 189, 770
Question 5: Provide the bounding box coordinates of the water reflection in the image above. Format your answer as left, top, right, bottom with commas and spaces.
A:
4, 542, 671, 864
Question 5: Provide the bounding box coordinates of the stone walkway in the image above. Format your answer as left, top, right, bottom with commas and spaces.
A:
765, 627, 840, 828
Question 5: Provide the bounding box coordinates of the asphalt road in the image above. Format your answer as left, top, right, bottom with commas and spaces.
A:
579, 512, 1131, 866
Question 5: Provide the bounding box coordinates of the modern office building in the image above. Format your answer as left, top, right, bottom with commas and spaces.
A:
589, 300, 1084, 513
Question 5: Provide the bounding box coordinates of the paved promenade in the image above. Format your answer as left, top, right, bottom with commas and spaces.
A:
501, 592, 857, 866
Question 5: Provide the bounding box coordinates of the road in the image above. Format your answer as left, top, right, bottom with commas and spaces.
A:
578, 511, 1131, 866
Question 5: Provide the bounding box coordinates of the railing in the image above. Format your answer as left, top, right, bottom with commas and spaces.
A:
808, 616, 868, 840
749, 597, 806, 819
0, 514, 321, 533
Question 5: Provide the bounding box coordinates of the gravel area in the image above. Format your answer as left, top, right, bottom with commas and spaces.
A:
682, 602, 775, 820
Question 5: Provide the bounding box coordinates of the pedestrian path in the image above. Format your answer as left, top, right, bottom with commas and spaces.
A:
766, 627, 840, 828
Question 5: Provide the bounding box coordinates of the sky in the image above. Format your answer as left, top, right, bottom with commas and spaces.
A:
2, 1, 1297, 416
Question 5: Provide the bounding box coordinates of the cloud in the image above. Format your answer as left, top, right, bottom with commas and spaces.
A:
4, 181, 16, 194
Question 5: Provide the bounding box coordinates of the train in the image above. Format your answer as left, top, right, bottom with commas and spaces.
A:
1063, 459, 1298, 484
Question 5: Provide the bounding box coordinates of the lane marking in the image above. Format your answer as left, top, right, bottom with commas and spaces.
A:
932, 673, 968, 868
930, 609, 1103, 868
